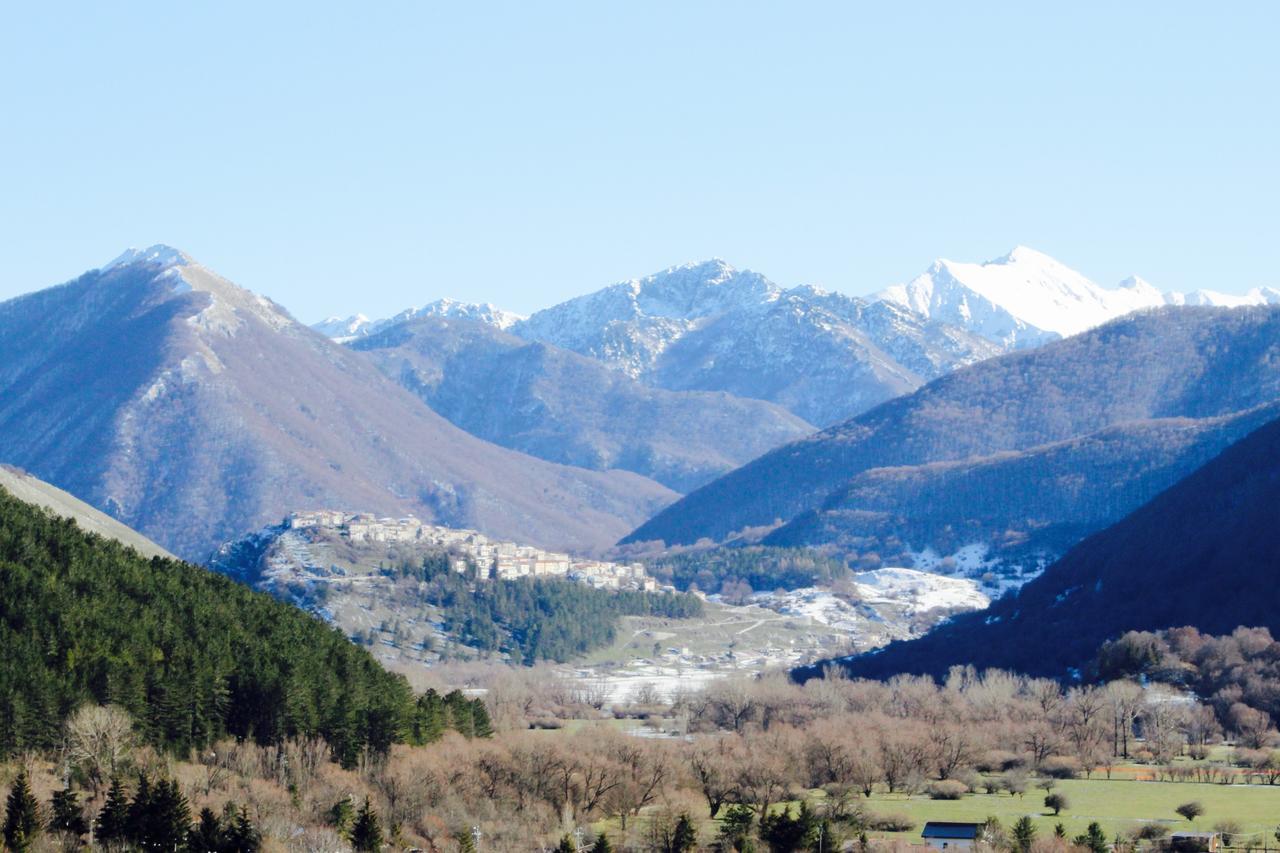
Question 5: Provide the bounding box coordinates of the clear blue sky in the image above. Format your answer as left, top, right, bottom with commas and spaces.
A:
1, 2, 1276, 320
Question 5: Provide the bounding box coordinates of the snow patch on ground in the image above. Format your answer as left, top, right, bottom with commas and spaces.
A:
852, 567, 990, 613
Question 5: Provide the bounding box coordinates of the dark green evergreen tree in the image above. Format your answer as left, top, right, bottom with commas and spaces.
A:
2, 771, 43, 852
328, 796, 355, 839
593, 833, 615, 853
759, 802, 818, 853
1075, 822, 1109, 853
94, 777, 130, 848
471, 699, 493, 738
671, 813, 698, 853
716, 804, 755, 852
189, 807, 223, 852
149, 778, 192, 851
444, 690, 474, 737
1012, 816, 1037, 853
556, 834, 575, 853
224, 806, 262, 853
124, 774, 153, 847
49, 785, 89, 840
350, 796, 383, 852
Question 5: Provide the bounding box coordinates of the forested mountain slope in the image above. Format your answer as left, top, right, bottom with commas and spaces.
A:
0, 484, 413, 760
626, 306, 1280, 571
803, 413, 1280, 681
350, 315, 814, 492
766, 401, 1280, 575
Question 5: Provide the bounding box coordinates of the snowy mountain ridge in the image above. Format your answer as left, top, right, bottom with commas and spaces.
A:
316, 299, 524, 342
876, 246, 1280, 348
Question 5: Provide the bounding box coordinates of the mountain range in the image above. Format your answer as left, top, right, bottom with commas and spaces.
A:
348, 315, 814, 492
321, 250, 1280, 429
626, 305, 1280, 582
0, 247, 674, 560
806, 410, 1280, 680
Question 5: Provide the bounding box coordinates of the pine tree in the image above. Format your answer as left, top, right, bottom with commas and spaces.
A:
124, 773, 152, 847
328, 796, 355, 839
189, 807, 223, 852
671, 812, 698, 853
2, 771, 43, 853
149, 779, 192, 851
470, 698, 494, 738
1075, 822, 1109, 853
350, 796, 383, 852
1012, 816, 1037, 853
593, 834, 614, 853
225, 806, 262, 853
50, 785, 89, 839
95, 777, 130, 848
556, 834, 575, 853
444, 690, 474, 737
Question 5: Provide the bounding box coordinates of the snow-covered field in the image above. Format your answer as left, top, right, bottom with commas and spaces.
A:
852, 567, 990, 613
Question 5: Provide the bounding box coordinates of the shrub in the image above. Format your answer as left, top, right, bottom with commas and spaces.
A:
1039, 756, 1081, 779
1132, 823, 1170, 841
1213, 821, 1242, 846
977, 750, 1024, 772
1176, 802, 1205, 822
866, 813, 916, 832
927, 780, 968, 800
1044, 793, 1069, 816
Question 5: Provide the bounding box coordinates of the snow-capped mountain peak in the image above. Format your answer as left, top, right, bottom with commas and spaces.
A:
879, 247, 1160, 348
510, 259, 782, 377
312, 299, 524, 342
102, 244, 192, 272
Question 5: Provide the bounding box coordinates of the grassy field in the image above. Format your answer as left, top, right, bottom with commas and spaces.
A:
856, 778, 1280, 843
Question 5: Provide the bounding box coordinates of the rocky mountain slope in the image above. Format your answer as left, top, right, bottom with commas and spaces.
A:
0, 247, 674, 560
349, 316, 814, 492
0, 464, 173, 560
809, 412, 1280, 681
512, 259, 1000, 426
625, 306, 1280, 575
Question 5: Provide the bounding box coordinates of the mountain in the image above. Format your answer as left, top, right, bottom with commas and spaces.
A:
514, 259, 999, 426
624, 306, 1280, 574
0, 479, 414, 758
0, 246, 674, 561
315, 299, 523, 342
766, 402, 1280, 579
877, 246, 1280, 348
0, 465, 174, 560
349, 315, 814, 492
806, 412, 1280, 681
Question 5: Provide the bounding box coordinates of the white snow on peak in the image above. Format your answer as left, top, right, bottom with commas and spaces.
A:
313, 314, 374, 341
102, 244, 191, 272
876, 247, 1278, 349
312, 300, 524, 342
876, 246, 1151, 347
1164, 285, 1280, 308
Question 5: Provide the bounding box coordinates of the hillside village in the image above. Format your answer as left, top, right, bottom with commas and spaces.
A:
286, 510, 659, 591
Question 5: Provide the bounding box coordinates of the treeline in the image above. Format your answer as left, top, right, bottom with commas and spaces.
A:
3, 770, 263, 853
1094, 626, 1280, 736
400, 555, 703, 663
642, 546, 849, 595
0, 490, 487, 763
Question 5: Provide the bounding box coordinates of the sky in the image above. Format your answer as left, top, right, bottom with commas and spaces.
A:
1, 2, 1277, 321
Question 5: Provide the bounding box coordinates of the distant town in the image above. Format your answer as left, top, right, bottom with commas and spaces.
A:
286, 510, 660, 591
